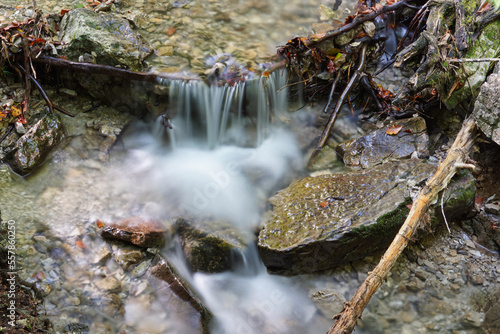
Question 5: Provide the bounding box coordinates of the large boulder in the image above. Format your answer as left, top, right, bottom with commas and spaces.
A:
58, 8, 155, 116
59, 8, 153, 71
258, 160, 475, 275
473, 67, 500, 146
336, 117, 429, 169
8, 113, 64, 175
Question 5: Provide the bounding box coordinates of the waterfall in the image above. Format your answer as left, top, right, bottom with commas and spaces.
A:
156, 69, 288, 148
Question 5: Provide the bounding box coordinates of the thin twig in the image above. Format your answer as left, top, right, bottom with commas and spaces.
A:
323, 69, 343, 113
440, 187, 451, 233
316, 44, 368, 150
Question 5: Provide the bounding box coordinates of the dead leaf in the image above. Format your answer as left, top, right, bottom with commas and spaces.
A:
167, 27, 176, 36
76, 240, 85, 249
386, 124, 403, 135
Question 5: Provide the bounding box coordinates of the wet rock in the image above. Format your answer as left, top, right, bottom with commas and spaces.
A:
461, 310, 484, 328
64, 323, 89, 334
174, 218, 248, 273
95, 276, 121, 293
258, 160, 475, 275
95, 293, 124, 317
473, 69, 500, 146
483, 297, 500, 334
310, 289, 345, 317
147, 256, 212, 332
59, 8, 153, 71
336, 117, 429, 169
113, 246, 145, 271
100, 216, 167, 248
8, 113, 64, 175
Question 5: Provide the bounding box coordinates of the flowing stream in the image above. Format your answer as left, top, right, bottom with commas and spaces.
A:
2, 1, 498, 334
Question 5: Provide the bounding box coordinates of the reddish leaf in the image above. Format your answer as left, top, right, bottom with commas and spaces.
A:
96, 219, 104, 228
478, 2, 491, 13
76, 240, 85, 249
320, 201, 329, 208
167, 27, 176, 36
60, 9, 71, 16
32, 271, 45, 280
327, 59, 335, 73
474, 196, 484, 205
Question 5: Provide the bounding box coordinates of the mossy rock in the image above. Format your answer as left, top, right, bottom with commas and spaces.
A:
59, 8, 153, 71
257, 160, 475, 275
174, 218, 248, 273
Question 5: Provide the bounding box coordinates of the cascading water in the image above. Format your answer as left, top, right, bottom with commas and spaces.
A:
123, 70, 329, 333
156, 70, 289, 149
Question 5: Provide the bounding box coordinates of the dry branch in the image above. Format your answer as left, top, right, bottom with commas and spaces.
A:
327, 116, 477, 334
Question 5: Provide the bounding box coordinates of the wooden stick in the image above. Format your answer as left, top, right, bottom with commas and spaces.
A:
327, 116, 477, 334
446, 57, 500, 62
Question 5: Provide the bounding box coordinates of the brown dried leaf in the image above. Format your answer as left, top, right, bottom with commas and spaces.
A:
386, 124, 402, 135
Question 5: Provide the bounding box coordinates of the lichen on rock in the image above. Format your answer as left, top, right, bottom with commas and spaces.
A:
258, 160, 475, 275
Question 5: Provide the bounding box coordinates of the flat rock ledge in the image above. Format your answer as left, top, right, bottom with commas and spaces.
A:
100, 216, 167, 248
257, 159, 475, 275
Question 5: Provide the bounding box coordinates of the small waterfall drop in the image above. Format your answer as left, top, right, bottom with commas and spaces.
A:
122, 68, 321, 333
156, 69, 289, 148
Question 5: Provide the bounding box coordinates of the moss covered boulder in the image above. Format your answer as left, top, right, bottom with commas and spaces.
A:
258, 160, 475, 275
174, 218, 248, 273
59, 8, 153, 71
9, 114, 64, 176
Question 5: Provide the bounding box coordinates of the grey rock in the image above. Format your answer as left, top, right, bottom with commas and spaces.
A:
473, 72, 500, 146
311, 289, 345, 317
336, 117, 429, 169
9, 113, 64, 175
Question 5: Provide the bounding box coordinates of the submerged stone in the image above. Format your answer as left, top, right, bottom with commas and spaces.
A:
148, 256, 212, 333
174, 218, 248, 273
9, 113, 64, 175
336, 117, 429, 169
257, 160, 475, 275
100, 216, 167, 248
